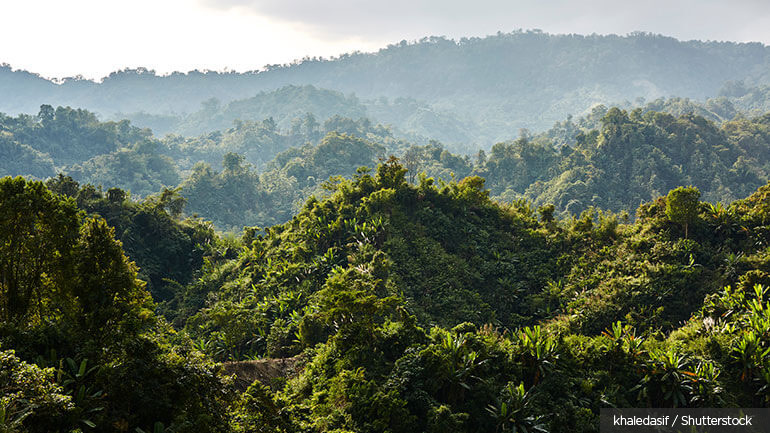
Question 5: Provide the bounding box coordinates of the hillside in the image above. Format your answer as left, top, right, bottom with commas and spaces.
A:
7, 161, 770, 431
5, 103, 770, 231
131, 85, 478, 149
169, 162, 770, 431
9, 5, 770, 431
3, 31, 770, 145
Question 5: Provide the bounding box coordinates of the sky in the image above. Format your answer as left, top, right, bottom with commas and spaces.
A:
1, 0, 769, 80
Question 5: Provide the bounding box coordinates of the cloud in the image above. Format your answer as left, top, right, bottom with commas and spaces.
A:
199, 0, 576, 40
0, 0, 385, 79
3, 0, 768, 79
198, 0, 770, 44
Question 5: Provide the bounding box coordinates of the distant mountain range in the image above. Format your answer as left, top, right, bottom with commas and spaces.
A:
2, 31, 770, 146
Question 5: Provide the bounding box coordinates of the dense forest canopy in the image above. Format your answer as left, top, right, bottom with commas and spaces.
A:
6, 161, 770, 431
6, 30, 770, 433
4, 101, 770, 230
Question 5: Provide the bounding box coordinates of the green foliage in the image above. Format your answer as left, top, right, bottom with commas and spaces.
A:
180, 132, 386, 230
45, 175, 225, 304
1, 106, 150, 165
0, 131, 55, 179
0, 349, 72, 432
67, 139, 180, 197
6, 99, 770, 235
476, 135, 559, 197
486, 382, 548, 433
0, 177, 81, 324
163, 117, 292, 172
173, 86, 366, 138
0, 106, 177, 196
666, 186, 701, 238
8, 99, 770, 431
181, 154, 268, 231
519, 109, 769, 216
163, 156, 770, 431
516, 326, 558, 387
0, 177, 233, 432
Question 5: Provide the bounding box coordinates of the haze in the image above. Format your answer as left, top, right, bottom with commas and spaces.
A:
1, 0, 769, 80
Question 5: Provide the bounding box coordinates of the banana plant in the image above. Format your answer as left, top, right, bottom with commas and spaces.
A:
602, 321, 644, 358
486, 382, 548, 433
689, 360, 723, 406
732, 331, 770, 383
516, 326, 558, 386
57, 358, 104, 429
437, 332, 488, 405
634, 348, 693, 407
707, 202, 739, 240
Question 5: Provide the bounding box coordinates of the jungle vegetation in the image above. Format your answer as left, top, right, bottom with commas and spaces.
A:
4, 31, 770, 431
4, 101, 770, 231
4, 156, 770, 431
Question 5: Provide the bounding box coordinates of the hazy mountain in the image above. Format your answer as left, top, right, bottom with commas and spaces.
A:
2, 31, 769, 146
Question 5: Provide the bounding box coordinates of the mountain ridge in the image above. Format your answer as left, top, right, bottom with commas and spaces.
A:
3, 31, 770, 144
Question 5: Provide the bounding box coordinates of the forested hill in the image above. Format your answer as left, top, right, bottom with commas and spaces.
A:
3, 31, 770, 143
4, 103, 770, 230
131, 85, 475, 147
9, 162, 770, 431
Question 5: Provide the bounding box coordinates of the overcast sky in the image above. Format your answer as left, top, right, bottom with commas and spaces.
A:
1, 0, 769, 80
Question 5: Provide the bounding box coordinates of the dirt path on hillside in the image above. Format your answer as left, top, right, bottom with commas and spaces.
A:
222, 355, 303, 391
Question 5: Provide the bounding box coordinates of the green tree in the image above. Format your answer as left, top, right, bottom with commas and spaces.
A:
665, 186, 701, 238
72, 217, 154, 342
0, 177, 81, 324
0, 349, 73, 432
223, 152, 246, 174
36, 104, 54, 124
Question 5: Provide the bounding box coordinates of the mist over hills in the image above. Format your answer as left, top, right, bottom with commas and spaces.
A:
3, 30, 770, 146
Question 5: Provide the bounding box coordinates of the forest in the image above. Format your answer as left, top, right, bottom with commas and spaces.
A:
4, 31, 770, 145
6, 158, 770, 432
5, 31, 770, 433
3, 101, 770, 230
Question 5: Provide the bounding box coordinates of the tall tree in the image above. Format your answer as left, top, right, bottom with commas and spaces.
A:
666, 186, 701, 238
0, 177, 80, 324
